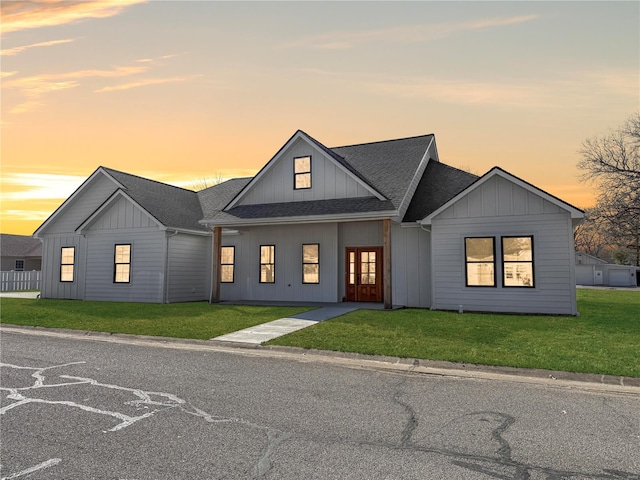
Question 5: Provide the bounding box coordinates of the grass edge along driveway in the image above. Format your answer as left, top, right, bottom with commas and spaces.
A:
268, 290, 640, 378
0, 299, 310, 340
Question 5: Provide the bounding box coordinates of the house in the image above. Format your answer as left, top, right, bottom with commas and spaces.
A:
1, 234, 42, 271
575, 252, 639, 287
35, 130, 584, 314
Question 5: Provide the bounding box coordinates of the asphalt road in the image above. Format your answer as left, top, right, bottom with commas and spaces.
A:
1, 330, 639, 480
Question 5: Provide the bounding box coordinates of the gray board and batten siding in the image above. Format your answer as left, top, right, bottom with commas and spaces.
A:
36, 168, 212, 303
237, 138, 374, 206
428, 174, 578, 315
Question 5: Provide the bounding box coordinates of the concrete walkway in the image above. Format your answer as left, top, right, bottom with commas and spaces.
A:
0, 292, 40, 299
211, 306, 358, 345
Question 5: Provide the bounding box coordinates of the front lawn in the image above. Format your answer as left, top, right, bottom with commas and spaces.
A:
2, 290, 638, 377
0, 299, 310, 340
268, 289, 640, 377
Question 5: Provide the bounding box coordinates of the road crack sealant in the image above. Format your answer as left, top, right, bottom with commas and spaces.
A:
0, 361, 286, 479
1, 330, 638, 479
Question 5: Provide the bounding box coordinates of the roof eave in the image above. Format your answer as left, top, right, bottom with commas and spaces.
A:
200, 209, 399, 228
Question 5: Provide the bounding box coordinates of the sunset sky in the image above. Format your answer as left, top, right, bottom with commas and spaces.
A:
1, 1, 638, 235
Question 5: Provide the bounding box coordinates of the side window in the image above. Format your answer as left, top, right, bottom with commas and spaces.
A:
465, 237, 495, 287
302, 244, 319, 284
294, 156, 311, 190
14, 260, 25, 271
260, 245, 275, 283
502, 236, 534, 287
114, 244, 131, 283
221, 246, 235, 283
60, 247, 75, 282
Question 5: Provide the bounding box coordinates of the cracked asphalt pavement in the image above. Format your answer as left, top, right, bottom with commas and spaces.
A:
1, 330, 639, 479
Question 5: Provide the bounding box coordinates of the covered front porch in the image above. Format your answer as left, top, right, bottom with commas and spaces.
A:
207, 219, 396, 309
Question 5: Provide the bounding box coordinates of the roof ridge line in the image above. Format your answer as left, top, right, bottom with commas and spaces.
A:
101, 166, 197, 193
331, 133, 434, 150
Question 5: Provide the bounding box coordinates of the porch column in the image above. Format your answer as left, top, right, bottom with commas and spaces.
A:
383, 218, 392, 309
210, 226, 222, 304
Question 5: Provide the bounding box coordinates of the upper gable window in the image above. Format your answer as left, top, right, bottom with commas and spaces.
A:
294, 156, 311, 190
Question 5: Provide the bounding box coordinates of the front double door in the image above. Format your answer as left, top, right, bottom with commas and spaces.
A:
345, 247, 383, 302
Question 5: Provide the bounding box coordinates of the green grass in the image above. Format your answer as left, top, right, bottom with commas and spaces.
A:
2, 291, 638, 377
0, 299, 310, 340
268, 290, 640, 377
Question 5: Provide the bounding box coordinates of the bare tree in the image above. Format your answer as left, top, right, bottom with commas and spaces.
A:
189, 172, 226, 191
573, 208, 612, 261
577, 113, 640, 265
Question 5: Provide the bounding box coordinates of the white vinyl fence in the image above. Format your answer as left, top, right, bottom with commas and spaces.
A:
1, 271, 41, 292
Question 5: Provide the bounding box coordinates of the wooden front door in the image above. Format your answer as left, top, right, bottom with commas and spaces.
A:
345, 247, 383, 302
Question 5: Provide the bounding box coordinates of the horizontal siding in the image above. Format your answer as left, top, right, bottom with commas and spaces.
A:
431, 213, 577, 315
167, 234, 211, 303
84, 228, 166, 303
239, 138, 370, 206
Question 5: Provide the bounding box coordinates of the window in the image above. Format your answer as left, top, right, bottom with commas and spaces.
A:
260, 245, 275, 283
60, 247, 75, 282
502, 236, 534, 287
14, 260, 24, 271
465, 237, 495, 287
302, 244, 319, 284
360, 250, 377, 285
294, 155, 311, 189
114, 244, 131, 283
221, 246, 235, 283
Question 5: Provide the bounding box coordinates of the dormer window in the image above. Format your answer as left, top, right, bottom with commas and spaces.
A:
294, 156, 311, 189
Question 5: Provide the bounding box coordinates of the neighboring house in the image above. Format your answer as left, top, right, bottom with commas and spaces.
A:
575, 252, 639, 287
1, 234, 42, 271
35, 130, 585, 314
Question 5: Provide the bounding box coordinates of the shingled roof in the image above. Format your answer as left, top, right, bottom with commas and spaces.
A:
403, 162, 478, 222
1, 234, 42, 257
90, 133, 475, 229
102, 167, 207, 232
332, 134, 434, 208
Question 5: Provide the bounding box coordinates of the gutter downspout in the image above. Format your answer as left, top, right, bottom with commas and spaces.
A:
419, 223, 435, 310
164, 230, 179, 304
